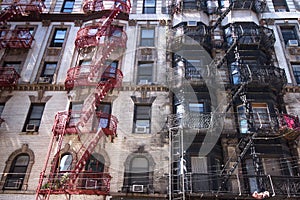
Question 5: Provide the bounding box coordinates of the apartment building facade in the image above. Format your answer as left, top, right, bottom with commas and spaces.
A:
0, 0, 299, 200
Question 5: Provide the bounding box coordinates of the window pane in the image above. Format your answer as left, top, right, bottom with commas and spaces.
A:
51, 29, 67, 47
237, 105, 248, 134
60, 154, 72, 171
292, 64, 300, 84
140, 29, 154, 46
30, 105, 44, 119
0, 103, 4, 115
4, 62, 22, 74
43, 63, 57, 76
15, 155, 29, 166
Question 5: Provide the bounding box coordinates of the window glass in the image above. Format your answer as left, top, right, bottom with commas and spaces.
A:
280, 26, 298, 45
24, 104, 45, 131
140, 29, 154, 46
272, 0, 289, 11
61, 0, 75, 12
143, 0, 156, 13
252, 103, 270, 127
134, 105, 151, 133
129, 157, 149, 185
137, 62, 153, 84
69, 102, 83, 125
4, 154, 29, 190
50, 29, 67, 47
292, 63, 300, 84
59, 154, 72, 171
4, 61, 22, 74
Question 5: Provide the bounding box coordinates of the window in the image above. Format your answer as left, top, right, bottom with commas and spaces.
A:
280, 26, 299, 46
101, 61, 118, 80
237, 103, 270, 134
85, 154, 105, 172
61, 0, 75, 12
3, 61, 22, 74
137, 62, 153, 84
23, 104, 45, 132
183, 0, 197, 9
272, 0, 289, 12
134, 105, 151, 133
185, 59, 202, 80
230, 61, 241, 84
59, 153, 72, 171
0, 103, 4, 116
292, 64, 300, 84
140, 28, 154, 46
129, 157, 149, 185
94, 103, 111, 130
69, 102, 83, 126
143, 0, 156, 14
39, 62, 57, 83
50, 29, 67, 47
252, 103, 270, 128
245, 158, 259, 193
4, 154, 29, 190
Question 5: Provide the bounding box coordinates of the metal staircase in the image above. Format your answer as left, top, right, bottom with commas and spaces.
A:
36, 1, 130, 199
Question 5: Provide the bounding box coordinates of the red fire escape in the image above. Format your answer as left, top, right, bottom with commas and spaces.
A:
36, 0, 130, 199
0, 0, 45, 23
0, 28, 34, 87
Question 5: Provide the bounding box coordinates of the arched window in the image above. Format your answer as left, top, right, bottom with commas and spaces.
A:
85, 154, 105, 172
4, 154, 29, 190
59, 153, 72, 171
129, 157, 149, 186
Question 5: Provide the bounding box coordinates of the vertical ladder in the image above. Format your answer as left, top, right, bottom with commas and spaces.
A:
170, 126, 185, 200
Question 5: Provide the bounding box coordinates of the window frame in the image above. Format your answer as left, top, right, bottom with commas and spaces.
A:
143, 0, 156, 14
280, 26, 299, 46
140, 28, 155, 47
23, 103, 45, 132
129, 156, 149, 186
133, 104, 151, 134
40, 62, 57, 83
50, 28, 67, 47
61, 0, 75, 12
137, 61, 153, 84
292, 63, 300, 85
3, 154, 29, 190
272, 0, 289, 12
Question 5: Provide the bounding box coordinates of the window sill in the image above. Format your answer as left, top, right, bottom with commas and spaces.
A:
19, 131, 39, 135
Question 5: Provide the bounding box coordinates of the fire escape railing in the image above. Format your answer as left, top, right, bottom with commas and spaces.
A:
0, 29, 34, 49
0, 67, 21, 86
0, 0, 45, 23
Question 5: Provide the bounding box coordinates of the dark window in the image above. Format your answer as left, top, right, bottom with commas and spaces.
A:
59, 153, 72, 171
101, 61, 118, 81
39, 62, 57, 83
134, 105, 151, 133
140, 28, 154, 46
61, 0, 75, 12
143, 0, 156, 13
4, 154, 29, 190
50, 29, 67, 47
183, 0, 197, 9
129, 157, 149, 185
85, 154, 105, 172
292, 63, 300, 84
137, 62, 153, 84
0, 103, 4, 116
280, 26, 299, 46
272, 0, 289, 12
23, 104, 45, 132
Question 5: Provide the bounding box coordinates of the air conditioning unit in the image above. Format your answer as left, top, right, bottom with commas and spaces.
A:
288, 40, 299, 47
139, 79, 149, 85
135, 126, 147, 133
132, 185, 144, 192
26, 124, 36, 132
38, 77, 51, 84
187, 21, 197, 26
